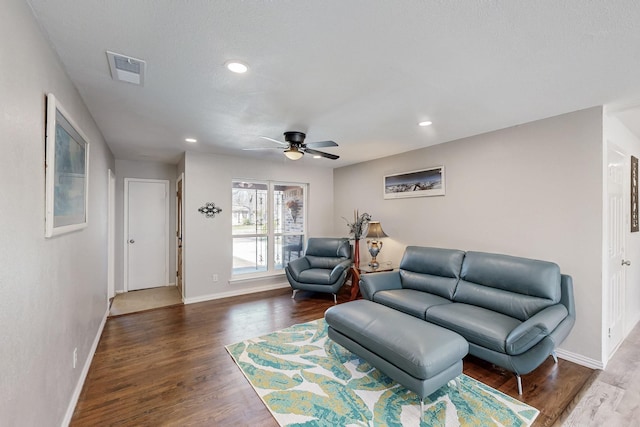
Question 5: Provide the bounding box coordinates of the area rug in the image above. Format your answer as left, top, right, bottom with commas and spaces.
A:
226, 319, 539, 426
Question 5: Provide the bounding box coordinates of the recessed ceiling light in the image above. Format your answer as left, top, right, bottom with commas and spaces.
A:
226, 61, 248, 74
185, 138, 197, 143
313, 155, 321, 159
418, 121, 433, 127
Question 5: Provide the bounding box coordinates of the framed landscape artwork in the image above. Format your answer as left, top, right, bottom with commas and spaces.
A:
383, 166, 445, 199
45, 93, 90, 237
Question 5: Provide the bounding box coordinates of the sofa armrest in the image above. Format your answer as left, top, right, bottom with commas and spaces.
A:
505, 304, 569, 355
328, 259, 353, 283
360, 271, 402, 300
286, 257, 311, 281
560, 274, 575, 318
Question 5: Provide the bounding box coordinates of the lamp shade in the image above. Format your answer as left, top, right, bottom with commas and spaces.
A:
365, 221, 388, 239
284, 147, 304, 160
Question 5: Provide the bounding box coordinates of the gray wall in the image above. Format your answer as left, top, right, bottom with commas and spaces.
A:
114, 159, 178, 292
334, 108, 604, 364
183, 152, 334, 301
0, 0, 115, 424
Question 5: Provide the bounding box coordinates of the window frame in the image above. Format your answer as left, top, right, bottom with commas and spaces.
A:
231, 179, 307, 279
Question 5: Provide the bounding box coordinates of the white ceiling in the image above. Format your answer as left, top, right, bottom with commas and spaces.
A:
27, 0, 640, 167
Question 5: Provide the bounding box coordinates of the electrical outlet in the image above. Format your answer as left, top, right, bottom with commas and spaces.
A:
73, 348, 78, 369
212, 274, 219, 282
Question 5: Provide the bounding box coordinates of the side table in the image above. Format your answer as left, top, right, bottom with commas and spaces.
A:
349, 262, 395, 301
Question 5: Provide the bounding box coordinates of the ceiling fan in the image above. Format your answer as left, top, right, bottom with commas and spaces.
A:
244, 131, 339, 160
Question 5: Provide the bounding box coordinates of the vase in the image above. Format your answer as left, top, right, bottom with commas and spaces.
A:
354, 239, 360, 267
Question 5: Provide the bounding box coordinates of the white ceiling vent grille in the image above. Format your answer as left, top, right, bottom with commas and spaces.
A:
106, 51, 146, 86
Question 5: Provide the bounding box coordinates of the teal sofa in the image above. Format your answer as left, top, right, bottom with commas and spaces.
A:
359, 246, 575, 394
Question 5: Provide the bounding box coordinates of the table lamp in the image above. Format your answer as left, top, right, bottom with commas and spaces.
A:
366, 221, 388, 268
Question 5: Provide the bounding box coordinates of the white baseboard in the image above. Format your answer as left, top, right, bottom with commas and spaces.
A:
555, 348, 604, 370
184, 282, 290, 305
61, 307, 109, 427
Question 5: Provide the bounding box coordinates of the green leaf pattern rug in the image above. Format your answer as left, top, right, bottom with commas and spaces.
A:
226, 319, 539, 426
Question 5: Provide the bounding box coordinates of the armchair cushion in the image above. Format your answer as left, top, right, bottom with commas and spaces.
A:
286, 257, 311, 281
296, 260, 351, 285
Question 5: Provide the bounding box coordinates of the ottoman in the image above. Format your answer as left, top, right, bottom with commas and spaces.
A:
325, 300, 468, 411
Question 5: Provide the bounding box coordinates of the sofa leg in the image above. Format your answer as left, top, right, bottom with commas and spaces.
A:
516, 374, 523, 395
552, 351, 558, 364
333, 293, 337, 304
420, 399, 424, 420
291, 290, 298, 299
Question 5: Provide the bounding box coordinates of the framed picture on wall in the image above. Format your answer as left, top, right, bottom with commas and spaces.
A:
45, 93, 90, 237
383, 166, 445, 199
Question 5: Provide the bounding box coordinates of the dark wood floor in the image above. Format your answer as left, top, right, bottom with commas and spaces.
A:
71, 286, 594, 426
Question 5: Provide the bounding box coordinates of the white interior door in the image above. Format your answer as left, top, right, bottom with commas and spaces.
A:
606, 143, 626, 357
125, 178, 169, 291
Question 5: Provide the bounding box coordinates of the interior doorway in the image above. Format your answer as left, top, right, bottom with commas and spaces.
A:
124, 178, 170, 291
606, 142, 628, 359
108, 169, 116, 300
176, 174, 184, 300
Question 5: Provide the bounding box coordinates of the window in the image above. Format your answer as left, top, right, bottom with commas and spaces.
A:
232, 180, 306, 276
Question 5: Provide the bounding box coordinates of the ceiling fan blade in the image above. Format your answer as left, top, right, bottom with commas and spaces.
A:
260, 136, 288, 146
304, 148, 339, 160
305, 140, 338, 148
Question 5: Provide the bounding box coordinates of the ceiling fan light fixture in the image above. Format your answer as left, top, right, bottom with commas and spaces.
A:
226, 61, 248, 74
284, 147, 304, 160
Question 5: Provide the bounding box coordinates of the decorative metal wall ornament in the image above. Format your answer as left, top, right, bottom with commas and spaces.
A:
198, 202, 222, 218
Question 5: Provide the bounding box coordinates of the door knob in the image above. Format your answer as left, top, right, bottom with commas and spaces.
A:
622, 259, 631, 266
129, 239, 135, 244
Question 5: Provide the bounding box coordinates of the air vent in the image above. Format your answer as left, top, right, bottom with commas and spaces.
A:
106, 51, 146, 86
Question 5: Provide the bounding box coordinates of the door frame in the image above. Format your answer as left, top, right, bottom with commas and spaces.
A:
176, 173, 184, 300
107, 169, 116, 300
123, 178, 170, 292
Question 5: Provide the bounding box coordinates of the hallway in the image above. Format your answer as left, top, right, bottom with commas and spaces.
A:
109, 286, 182, 317
561, 323, 640, 426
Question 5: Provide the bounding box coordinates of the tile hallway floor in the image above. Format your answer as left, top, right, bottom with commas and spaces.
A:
560, 323, 640, 426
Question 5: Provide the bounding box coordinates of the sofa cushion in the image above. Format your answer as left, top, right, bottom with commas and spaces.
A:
399, 246, 465, 299
426, 303, 521, 353
454, 251, 561, 321
373, 289, 451, 319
